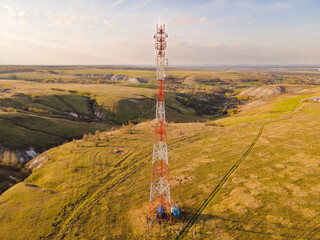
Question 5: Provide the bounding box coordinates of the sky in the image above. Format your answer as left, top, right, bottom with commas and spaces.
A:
0, 0, 319, 66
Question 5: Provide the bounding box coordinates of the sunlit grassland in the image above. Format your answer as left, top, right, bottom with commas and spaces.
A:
197, 100, 320, 239
0, 80, 207, 151
216, 88, 318, 126
0, 80, 114, 150
272, 95, 311, 112
1, 87, 320, 239
0, 67, 255, 86
216, 113, 281, 126
0, 80, 205, 123
0, 120, 261, 239
55, 68, 155, 78
0, 112, 110, 150
0, 72, 76, 82
166, 70, 250, 79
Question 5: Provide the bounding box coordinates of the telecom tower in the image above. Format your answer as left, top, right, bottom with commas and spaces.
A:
148, 23, 171, 220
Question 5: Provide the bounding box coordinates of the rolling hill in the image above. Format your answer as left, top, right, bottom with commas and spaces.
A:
0, 79, 207, 158
1, 85, 320, 239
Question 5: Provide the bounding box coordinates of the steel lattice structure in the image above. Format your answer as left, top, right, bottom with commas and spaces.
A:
148, 23, 171, 220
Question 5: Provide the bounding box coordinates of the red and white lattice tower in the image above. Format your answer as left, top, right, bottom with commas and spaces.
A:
148, 23, 171, 220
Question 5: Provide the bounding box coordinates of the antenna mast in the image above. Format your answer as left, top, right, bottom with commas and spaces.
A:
148, 22, 171, 220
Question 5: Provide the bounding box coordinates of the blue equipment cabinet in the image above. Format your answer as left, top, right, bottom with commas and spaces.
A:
157, 206, 165, 219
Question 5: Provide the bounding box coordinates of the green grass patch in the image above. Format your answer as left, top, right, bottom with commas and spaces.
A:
123, 83, 156, 89
272, 95, 310, 112
217, 113, 281, 126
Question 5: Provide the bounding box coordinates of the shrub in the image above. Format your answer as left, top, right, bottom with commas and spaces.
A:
4, 107, 16, 112
227, 108, 238, 116
95, 130, 101, 140
1, 151, 19, 166
83, 133, 88, 140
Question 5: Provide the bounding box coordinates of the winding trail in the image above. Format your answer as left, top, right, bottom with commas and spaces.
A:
47, 131, 209, 239
176, 115, 293, 240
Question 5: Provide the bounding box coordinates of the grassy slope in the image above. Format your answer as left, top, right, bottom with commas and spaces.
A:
0, 80, 204, 121
48, 82, 204, 123
1, 87, 320, 239
0, 80, 205, 151
0, 80, 111, 151
0, 67, 251, 83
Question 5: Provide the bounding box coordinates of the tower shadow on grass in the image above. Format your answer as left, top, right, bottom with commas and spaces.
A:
179, 207, 312, 239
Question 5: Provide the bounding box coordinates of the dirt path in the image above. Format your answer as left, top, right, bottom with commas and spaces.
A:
45, 132, 208, 239
176, 115, 293, 240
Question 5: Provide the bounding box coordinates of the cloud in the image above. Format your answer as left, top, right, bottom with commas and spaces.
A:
114, 0, 150, 11
269, 2, 290, 10
111, 0, 125, 8
168, 16, 207, 26
47, 12, 97, 29
129, 0, 151, 10
0, 5, 30, 24
103, 19, 115, 28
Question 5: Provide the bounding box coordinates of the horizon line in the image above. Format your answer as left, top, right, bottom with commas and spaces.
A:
1, 64, 320, 69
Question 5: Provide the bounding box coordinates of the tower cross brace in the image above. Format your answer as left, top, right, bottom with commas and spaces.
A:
148, 23, 171, 220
